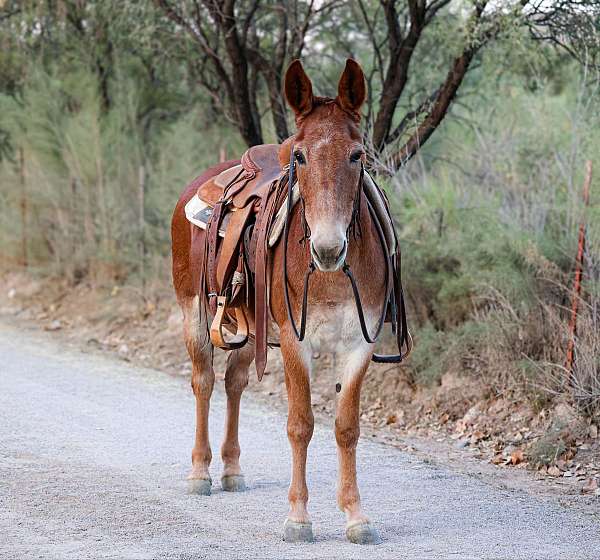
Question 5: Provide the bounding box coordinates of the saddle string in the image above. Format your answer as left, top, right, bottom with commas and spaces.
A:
298, 197, 311, 246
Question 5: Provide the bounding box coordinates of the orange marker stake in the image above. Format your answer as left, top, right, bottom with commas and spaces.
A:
565, 160, 592, 375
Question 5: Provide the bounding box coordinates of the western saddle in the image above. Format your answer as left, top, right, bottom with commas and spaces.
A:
188, 143, 291, 379
186, 141, 411, 381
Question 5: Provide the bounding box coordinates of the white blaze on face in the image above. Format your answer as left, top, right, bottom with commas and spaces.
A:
304, 141, 349, 271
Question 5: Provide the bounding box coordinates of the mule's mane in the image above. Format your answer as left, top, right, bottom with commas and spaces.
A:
296, 96, 361, 126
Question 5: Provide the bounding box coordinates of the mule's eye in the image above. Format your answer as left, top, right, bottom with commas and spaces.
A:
350, 150, 363, 163
294, 151, 306, 165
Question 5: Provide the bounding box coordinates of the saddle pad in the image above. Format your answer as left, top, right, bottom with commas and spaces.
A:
185, 195, 232, 237
268, 185, 300, 247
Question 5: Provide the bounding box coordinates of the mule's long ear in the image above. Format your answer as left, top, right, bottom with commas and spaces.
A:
284, 60, 313, 117
337, 59, 366, 117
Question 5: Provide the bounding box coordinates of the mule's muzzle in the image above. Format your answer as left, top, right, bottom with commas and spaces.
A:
310, 239, 347, 272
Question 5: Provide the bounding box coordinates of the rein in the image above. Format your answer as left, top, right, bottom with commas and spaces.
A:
282, 147, 412, 363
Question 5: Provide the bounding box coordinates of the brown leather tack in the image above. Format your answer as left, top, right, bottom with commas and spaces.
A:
199, 144, 287, 375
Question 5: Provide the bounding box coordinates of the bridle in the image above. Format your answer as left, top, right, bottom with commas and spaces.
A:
281, 147, 412, 363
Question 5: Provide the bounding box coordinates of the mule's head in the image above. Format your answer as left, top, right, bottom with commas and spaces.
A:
284, 59, 366, 272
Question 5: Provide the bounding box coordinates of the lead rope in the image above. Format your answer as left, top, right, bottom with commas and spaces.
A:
341, 195, 392, 344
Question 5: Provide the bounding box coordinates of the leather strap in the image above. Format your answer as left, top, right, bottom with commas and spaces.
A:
206, 201, 225, 315
216, 204, 254, 292
253, 179, 285, 380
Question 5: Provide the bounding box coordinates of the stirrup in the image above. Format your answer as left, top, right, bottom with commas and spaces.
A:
210, 295, 249, 350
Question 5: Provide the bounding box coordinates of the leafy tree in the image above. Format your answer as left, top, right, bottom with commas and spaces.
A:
1, 0, 599, 172
151, 0, 600, 173
153, 0, 339, 144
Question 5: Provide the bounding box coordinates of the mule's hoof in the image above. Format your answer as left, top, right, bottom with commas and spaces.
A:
187, 478, 212, 496
221, 474, 246, 492
346, 522, 382, 545
283, 520, 314, 543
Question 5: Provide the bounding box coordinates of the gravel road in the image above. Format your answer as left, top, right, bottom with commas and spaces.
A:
1, 321, 599, 560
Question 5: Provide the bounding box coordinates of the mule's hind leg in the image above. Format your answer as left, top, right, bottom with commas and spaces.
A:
182, 295, 215, 495
336, 346, 381, 545
220, 344, 254, 492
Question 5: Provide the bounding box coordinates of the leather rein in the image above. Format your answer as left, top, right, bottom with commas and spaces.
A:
281, 147, 412, 363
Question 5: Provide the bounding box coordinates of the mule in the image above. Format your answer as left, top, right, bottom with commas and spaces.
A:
171, 59, 399, 545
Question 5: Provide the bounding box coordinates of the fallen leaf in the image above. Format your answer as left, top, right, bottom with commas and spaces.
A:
565, 448, 577, 460
470, 430, 485, 444
491, 454, 503, 465
510, 449, 524, 465
581, 478, 599, 494
502, 444, 517, 458
548, 466, 561, 477
386, 413, 397, 425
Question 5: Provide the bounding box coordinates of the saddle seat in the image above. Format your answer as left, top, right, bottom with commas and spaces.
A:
197, 144, 283, 209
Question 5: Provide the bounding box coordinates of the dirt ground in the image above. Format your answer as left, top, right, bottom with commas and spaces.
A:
2, 270, 599, 507
5, 320, 600, 559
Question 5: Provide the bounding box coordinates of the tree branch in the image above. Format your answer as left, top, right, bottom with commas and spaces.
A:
384, 1, 495, 172
385, 47, 477, 172
371, 0, 429, 150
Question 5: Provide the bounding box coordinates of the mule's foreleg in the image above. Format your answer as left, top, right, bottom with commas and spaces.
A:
220, 344, 253, 491
336, 348, 381, 545
281, 336, 315, 543
182, 296, 215, 495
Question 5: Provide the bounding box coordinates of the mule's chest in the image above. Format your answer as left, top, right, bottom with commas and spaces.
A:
303, 302, 370, 355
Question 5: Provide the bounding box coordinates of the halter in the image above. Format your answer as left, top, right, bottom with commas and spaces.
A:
282, 147, 412, 362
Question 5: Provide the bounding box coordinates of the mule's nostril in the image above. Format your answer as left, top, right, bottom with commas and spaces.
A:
315, 244, 341, 262
311, 240, 347, 270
